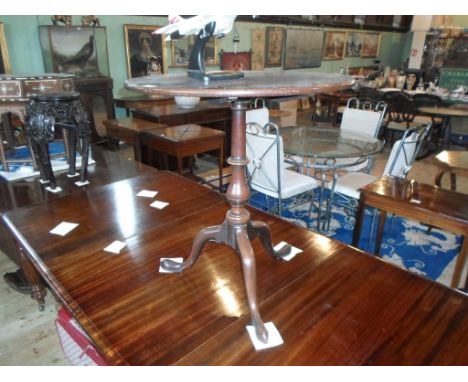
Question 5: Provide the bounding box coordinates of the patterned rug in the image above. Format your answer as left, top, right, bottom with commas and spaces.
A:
0, 143, 94, 182
249, 190, 462, 287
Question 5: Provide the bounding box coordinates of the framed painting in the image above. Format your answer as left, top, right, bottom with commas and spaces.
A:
345, 32, 363, 57
220, 50, 251, 71
0, 22, 11, 74
171, 36, 218, 68
251, 28, 265, 71
323, 31, 346, 60
362, 33, 381, 58
124, 24, 166, 78
284, 29, 323, 69
38, 26, 110, 77
265, 27, 284, 68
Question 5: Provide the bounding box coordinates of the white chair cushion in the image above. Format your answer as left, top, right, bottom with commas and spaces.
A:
334, 172, 377, 199
252, 169, 318, 199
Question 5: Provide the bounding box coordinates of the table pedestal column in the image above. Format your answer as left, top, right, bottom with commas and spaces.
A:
161, 100, 291, 343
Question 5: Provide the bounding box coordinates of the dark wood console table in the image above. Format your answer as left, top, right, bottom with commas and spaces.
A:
2, 168, 467, 365
125, 71, 355, 343
352, 176, 468, 288
114, 94, 174, 117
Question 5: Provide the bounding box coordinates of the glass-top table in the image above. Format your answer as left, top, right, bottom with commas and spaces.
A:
281, 126, 384, 232
281, 126, 383, 160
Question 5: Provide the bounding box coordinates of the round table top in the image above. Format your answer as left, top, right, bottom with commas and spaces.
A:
418, 106, 468, 117
281, 126, 383, 160
125, 71, 355, 98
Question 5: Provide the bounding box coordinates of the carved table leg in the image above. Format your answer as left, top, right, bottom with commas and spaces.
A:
248, 220, 291, 260
161, 224, 224, 272
161, 100, 285, 344
236, 228, 268, 343
19, 246, 46, 311
67, 128, 77, 176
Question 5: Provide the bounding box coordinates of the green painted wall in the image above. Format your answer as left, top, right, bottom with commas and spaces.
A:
0, 15, 410, 98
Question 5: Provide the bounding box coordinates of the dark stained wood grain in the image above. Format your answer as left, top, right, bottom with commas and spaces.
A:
0, 146, 155, 265
132, 100, 231, 127
3, 171, 468, 365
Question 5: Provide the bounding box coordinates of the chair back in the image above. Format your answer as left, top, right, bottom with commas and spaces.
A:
357, 87, 383, 104
340, 97, 387, 139
383, 91, 416, 127
246, 98, 269, 128
246, 122, 283, 196
383, 124, 431, 178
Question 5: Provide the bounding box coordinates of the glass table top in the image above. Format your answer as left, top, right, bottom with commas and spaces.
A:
281, 126, 383, 159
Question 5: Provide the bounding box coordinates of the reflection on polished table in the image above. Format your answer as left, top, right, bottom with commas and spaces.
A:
0, 146, 154, 267
2, 168, 468, 365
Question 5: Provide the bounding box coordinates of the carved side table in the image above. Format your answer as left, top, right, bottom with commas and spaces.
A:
126, 71, 354, 343
25, 92, 90, 191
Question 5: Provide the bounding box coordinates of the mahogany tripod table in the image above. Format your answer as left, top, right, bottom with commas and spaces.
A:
125, 71, 354, 343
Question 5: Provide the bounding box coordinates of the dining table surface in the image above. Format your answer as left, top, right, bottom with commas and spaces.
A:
2, 167, 468, 365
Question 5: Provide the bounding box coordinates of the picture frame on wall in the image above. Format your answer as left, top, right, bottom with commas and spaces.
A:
0, 22, 11, 74
345, 32, 363, 57
38, 25, 110, 78
171, 36, 218, 68
124, 24, 166, 78
220, 50, 251, 71
265, 27, 284, 68
251, 28, 266, 71
323, 31, 346, 60
362, 32, 381, 58
284, 29, 324, 69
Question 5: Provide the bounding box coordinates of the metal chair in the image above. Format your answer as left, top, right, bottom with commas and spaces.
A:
332, 124, 432, 238
246, 122, 318, 218
333, 97, 387, 173
382, 91, 417, 147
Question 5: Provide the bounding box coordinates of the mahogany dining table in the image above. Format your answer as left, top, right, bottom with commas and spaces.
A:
1, 165, 467, 365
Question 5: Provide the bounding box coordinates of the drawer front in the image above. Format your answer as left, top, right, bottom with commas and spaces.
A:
0, 80, 22, 98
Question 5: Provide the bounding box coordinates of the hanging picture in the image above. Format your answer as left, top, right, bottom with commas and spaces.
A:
251, 28, 265, 71
345, 32, 363, 57
124, 24, 166, 78
38, 26, 110, 77
323, 31, 346, 60
0, 23, 11, 74
171, 36, 218, 68
265, 27, 284, 68
361, 33, 381, 58
284, 29, 323, 69
220, 50, 251, 71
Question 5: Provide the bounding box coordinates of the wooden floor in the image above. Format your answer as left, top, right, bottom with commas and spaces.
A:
0, 126, 466, 365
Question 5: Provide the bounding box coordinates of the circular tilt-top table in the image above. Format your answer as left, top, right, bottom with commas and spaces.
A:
126, 71, 354, 344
